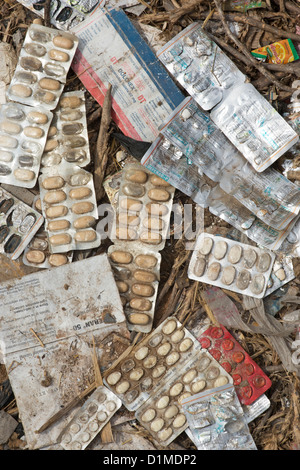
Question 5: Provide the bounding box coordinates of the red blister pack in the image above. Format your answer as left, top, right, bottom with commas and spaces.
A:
198, 324, 272, 405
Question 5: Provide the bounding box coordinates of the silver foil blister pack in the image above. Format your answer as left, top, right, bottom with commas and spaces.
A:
104, 317, 232, 446
182, 384, 257, 450
7, 23, 78, 110
157, 22, 245, 112
59, 385, 122, 450
0, 186, 44, 259
0, 103, 53, 188
188, 232, 275, 298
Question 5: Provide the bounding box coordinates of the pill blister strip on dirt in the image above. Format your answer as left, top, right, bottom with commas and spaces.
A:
188, 233, 275, 298
7, 23, 78, 110
22, 229, 73, 268
181, 384, 257, 450
0, 103, 53, 188
0, 186, 44, 259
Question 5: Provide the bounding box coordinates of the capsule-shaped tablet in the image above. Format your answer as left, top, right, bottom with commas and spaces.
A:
64, 136, 86, 149
122, 182, 145, 198
24, 43, 47, 57
73, 216, 96, 229
44, 140, 59, 153
25, 250, 46, 264
228, 244, 243, 264
125, 169, 148, 184
148, 188, 170, 202
146, 202, 168, 216
135, 254, 157, 269
49, 233, 72, 246
44, 62, 65, 77
48, 219, 70, 232
48, 126, 57, 138
29, 29, 50, 43
131, 283, 155, 297
61, 109, 83, 121
0, 135, 18, 148
60, 96, 82, 108
74, 230, 97, 243
140, 231, 162, 245
0, 121, 22, 135
110, 250, 133, 264
62, 122, 84, 135
46, 205, 68, 219
39, 77, 61, 91
133, 270, 156, 283
193, 257, 206, 277
15, 71, 37, 84
35, 90, 56, 104
27, 111, 49, 125
142, 217, 164, 231
221, 265, 236, 285
199, 236, 213, 255
14, 168, 35, 181
53, 35, 74, 49
42, 176, 65, 190
4, 234, 21, 254
71, 201, 94, 214
20, 56, 42, 71
24, 126, 44, 139
11, 83, 32, 98
44, 190, 67, 204
49, 253, 69, 267
120, 197, 143, 212
117, 213, 140, 226
63, 149, 87, 163
0, 151, 13, 162
129, 298, 152, 312
207, 262, 221, 281
49, 49, 70, 62
116, 227, 137, 240
69, 187, 92, 200
149, 175, 170, 186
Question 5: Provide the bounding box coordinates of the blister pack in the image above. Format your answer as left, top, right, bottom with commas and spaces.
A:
59, 385, 122, 450
41, 91, 91, 169
188, 232, 275, 298
182, 384, 257, 450
158, 97, 238, 183
7, 23, 78, 110
157, 22, 245, 112
108, 246, 161, 333
39, 163, 100, 253
0, 103, 53, 188
104, 317, 233, 445
198, 324, 272, 405
23, 229, 73, 268
210, 82, 299, 172
0, 186, 44, 259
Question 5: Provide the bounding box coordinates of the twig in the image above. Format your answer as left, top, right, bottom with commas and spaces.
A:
44, 0, 51, 27
212, 0, 294, 93
94, 84, 112, 202
30, 328, 45, 348
139, 0, 206, 24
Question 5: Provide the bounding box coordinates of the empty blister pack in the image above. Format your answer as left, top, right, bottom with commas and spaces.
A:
108, 245, 161, 333
7, 23, 78, 110
111, 162, 175, 251
198, 324, 272, 405
158, 96, 239, 182
59, 385, 122, 450
23, 229, 73, 268
157, 22, 245, 111
0, 187, 44, 259
188, 233, 275, 298
104, 317, 232, 416
0, 103, 53, 188
41, 91, 91, 169
182, 384, 257, 450
210, 82, 299, 172
39, 163, 100, 253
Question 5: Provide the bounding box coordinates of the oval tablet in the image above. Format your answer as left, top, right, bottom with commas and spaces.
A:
182, 369, 197, 384
162, 319, 177, 335
171, 329, 185, 343
243, 248, 257, 268
169, 382, 183, 397
69, 187, 92, 200
48, 254, 68, 267
125, 169, 148, 184
150, 418, 164, 433
236, 270, 251, 290
49, 233, 72, 246
42, 176, 65, 189
132, 283, 154, 297
106, 371, 121, 386
133, 270, 156, 283
120, 198, 143, 212
116, 281, 129, 293
129, 298, 152, 312
135, 347, 149, 361
14, 168, 35, 181
164, 405, 179, 419
53, 35, 74, 49
191, 380, 206, 393
135, 254, 157, 269
214, 376, 229, 387
20, 56, 42, 71
44, 190, 66, 204
207, 262, 221, 281
74, 230, 97, 243
71, 201, 94, 214
24, 126, 44, 139
143, 355, 157, 368
156, 396, 169, 409
60, 96, 82, 108
214, 240, 228, 260
123, 183, 145, 198
49, 49, 69, 62
25, 250, 46, 264
0, 135, 18, 148
179, 338, 193, 352
250, 274, 265, 295
166, 351, 180, 366
141, 409, 156, 423
221, 265, 236, 285
73, 216, 96, 229
0, 121, 22, 135
129, 368, 144, 381
228, 244, 243, 264
27, 111, 48, 124
199, 236, 213, 255
157, 342, 172, 356
149, 175, 170, 186
193, 257, 206, 277
152, 365, 166, 378
148, 188, 170, 202
256, 253, 272, 272
46, 205, 68, 218
157, 428, 173, 442
110, 250, 133, 264
173, 414, 186, 429
116, 381, 130, 394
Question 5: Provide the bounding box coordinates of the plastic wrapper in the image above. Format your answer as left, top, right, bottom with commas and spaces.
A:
104, 317, 232, 446
7, 24, 78, 110
188, 232, 275, 298
251, 39, 299, 64
0, 103, 53, 188
0, 186, 44, 260
182, 384, 257, 450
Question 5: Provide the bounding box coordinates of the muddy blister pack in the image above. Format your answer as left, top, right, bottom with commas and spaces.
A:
158, 96, 238, 183
198, 324, 272, 405
0, 186, 44, 259
109, 162, 175, 333
23, 228, 73, 268
182, 384, 257, 450
39, 163, 100, 253
157, 22, 246, 112
188, 233, 275, 298
58, 385, 122, 450
210, 82, 299, 172
104, 317, 233, 446
0, 103, 53, 188
17, 0, 99, 31
7, 23, 78, 110
41, 91, 91, 169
